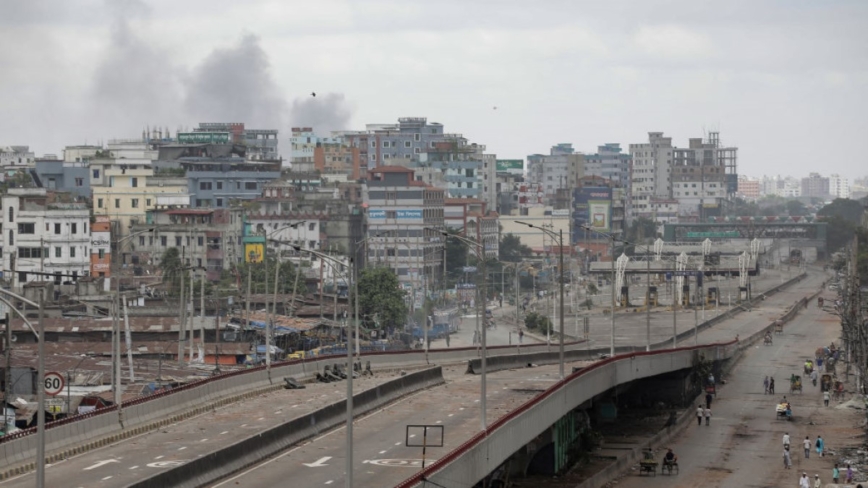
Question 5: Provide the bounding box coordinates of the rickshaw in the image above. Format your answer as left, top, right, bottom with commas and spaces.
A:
804, 360, 814, 375
639, 449, 658, 476
790, 375, 802, 394
833, 381, 846, 400
821, 374, 833, 392
774, 320, 784, 334
776, 403, 793, 420
763, 333, 773, 346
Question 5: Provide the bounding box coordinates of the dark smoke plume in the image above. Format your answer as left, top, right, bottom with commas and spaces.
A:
290, 92, 353, 135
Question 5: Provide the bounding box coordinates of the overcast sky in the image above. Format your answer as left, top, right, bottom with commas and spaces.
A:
2, 0, 866, 180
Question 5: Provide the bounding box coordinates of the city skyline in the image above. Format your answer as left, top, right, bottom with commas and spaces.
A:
1, 1, 866, 180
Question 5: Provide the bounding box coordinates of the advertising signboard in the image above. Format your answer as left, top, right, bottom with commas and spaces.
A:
245, 243, 264, 263
91, 232, 111, 253
177, 132, 231, 144
589, 201, 610, 232
495, 159, 524, 175
367, 209, 423, 220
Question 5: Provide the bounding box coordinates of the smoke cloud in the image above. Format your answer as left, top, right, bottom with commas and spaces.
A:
290, 93, 354, 135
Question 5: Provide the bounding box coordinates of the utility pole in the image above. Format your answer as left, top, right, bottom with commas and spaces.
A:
646, 245, 651, 351
178, 266, 186, 366
36, 289, 45, 487
4, 310, 10, 433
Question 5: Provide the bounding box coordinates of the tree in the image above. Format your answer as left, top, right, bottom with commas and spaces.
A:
818, 198, 864, 224
444, 228, 468, 283
786, 200, 809, 217
524, 311, 552, 335
159, 248, 184, 294
624, 217, 658, 254
824, 215, 857, 253
499, 234, 532, 262
354, 267, 407, 331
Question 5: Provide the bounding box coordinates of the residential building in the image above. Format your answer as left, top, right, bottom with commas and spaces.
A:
0, 146, 35, 169
737, 176, 761, 200
480, 153, 498, 213
314, 139, 362, 180
419, 141, 484, 200
130, 207, 244, 281
248, 214, 323, 253
760, 175, 801, 198
801, 173, 830, 199
2, 189, 90, 290
829, 174, 850, 199
62, 145, 101, 163
364, 166, 445, 301
670, 132, 737, 221
34, 159, 90, 198
152, 158, 281, 209
630, 132, 673, 222
493, 169, 525, 216
500, 207, 570, 255
583, 144, 631, 188
527, 144, 584, 202
195, 123, 279, 160
90, 219, 112, 278
444, 199, 499, 259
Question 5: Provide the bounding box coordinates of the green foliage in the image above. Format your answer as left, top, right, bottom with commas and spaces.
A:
236, 258, 303, 294
623, 217, 658, 254
159, 248, 184, 294
818, 198, 864, 224
499, 234, 532, 262
786, 199, 809, 217
354, 267, 407, 330
524, 311, 552, 335
824, 215, 857, 253
582, 298, 594, 310
444, 228, 468, 282
586, 283, 599, 295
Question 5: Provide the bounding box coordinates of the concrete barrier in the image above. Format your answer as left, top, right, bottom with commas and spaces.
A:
125, 367, 445, 488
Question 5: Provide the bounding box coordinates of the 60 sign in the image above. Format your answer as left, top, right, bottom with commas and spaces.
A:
44, 372, 65, 396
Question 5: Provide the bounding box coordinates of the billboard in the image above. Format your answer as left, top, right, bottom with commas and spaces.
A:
177, 132, 231, 144
245, 243, 264, 263
496, 159, 524, 175
91, 232, 111, 253
367, 209, 423, 220
589, 201, 610, 231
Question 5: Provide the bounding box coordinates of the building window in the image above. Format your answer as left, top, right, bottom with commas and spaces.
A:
198, 236, 204, 246
161, 236, 167, 247
17, 223, 35, 234
139, 236, 145, 246
131, 199, 139, 208
245, 182, 257, 190
404, 141, 411, 148
98, 249, 105, 259
114, 199, 120, 208
384, 154, 390, 159
71, 223, 77, 234
55, 247, 62, 258
69, 246, 76, 258
175, 236, 182, 247
308, 240, 316, 249
414, 133, 421, 142
92, 169, 100, 179
131, 177, 138, 187
7, 230, 12, 246
414, 147, 421, 154
216, 198, 223, 207
75, 178, 84, 187
97, 198, 104, 208
7, 207, 12, 223
383, 141, 389, 148
308, 223, 315, 231
18, 248, 44, 258
200, 182, 213, 190
216, 182, 223, 190
54, 223, 61, 234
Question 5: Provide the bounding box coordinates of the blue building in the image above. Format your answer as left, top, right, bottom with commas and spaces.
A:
33, 160, 91, 198
154, 158, 281, 208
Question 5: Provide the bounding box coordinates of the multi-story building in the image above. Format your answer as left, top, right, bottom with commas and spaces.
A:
527, 144, 584, 202
630, 132, 673, 222
480, 153, 498, 214
195, 123, 279, 161
290, 127, 321, 173
34, 159, 90, 198
572, 182, 628, 261
583, 144, 631, 188
314, 139, 362, 181
419, 141, 484, 200
444, 199, 499, 259
828, 174, 850, 199
364, 166, 444, 299
63, 145, 101, 163
90, 219, 112, 278
493, 162, 525, 215
130, 207, 244, 281
737, 176, 761, 201
0, 146, 35, 169
1, 189, 91, 289
761, 175, 801, 198
670, 133, 736, 221
151, 158, 281, 209
801, 173, 830, 199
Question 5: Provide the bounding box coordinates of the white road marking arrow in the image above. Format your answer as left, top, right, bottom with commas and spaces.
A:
303, 456, 332, 467
84, 459, 120, 471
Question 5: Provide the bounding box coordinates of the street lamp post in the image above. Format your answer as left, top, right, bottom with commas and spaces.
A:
428, 228, 489, 430
580, 225, 618, 357
517, 222, 565, 378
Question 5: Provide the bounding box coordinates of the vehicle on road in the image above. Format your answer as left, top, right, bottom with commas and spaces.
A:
790, 375, 802, 393
639, 449, 658, 476
776, 402, 793, 420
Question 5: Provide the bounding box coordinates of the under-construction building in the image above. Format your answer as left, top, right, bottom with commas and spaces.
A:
671, 132, 738, 222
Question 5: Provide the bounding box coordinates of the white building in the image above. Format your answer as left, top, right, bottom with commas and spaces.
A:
829, 174, 850, 199
0, 146, 35, 169
527, 144, 584, 202
2, 188, 90, 290
629, 132, 673, 222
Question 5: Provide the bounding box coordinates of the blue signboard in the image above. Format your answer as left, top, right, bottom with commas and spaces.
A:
367, 209, 423, 220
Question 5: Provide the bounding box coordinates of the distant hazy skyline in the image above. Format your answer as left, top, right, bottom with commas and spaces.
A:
1, 0, 866, 180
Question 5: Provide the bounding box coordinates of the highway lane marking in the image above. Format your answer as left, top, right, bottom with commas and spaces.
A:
448, 414, 454, 417
84, 459, 119, 471
102, 476, 113, 480
129, 466, 139, 470
379, 450, 387, 454
221, 431, 229, 435
435, 420, 442, 424
303, 456, 332, 467
258, 417, 265, 421
395, 442, 401, 445
178, 447, 187, 451
155, 456, 164, 460
241, 424, 247, 427
409, 434, 415, 438
211, 388, 430, 487
201, 439, 208, 442
325, 481, 334, 485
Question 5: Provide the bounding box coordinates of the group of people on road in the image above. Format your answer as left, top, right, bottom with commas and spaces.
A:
764, 375, 776, 394
797, 464, 855, 487
695, 404, 712, 426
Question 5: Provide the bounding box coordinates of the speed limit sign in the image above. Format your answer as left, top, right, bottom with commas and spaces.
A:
44, 372, 65, 396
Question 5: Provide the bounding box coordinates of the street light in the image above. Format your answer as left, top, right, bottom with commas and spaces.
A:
426, 227, 489, 430
291, 245, 357, 488
580, 225, 618, 357
516, 221, 565, 378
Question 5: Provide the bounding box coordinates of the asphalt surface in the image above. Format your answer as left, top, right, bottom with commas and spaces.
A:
0, 268, 814, 488
615, 272, 833, 488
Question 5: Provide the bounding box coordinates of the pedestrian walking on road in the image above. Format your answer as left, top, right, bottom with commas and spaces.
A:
783, 447, 792, 469
813, 474, 821, 488
783, 432, 790, 449
798, 472, 808, 487
823, 390, 830, 407
811, 369, 818, 387
696, 405, 703, 426
832, 464, 840, 483
803, 436, 811, 458
518, 330, 524, 344
706, 392, 713, 409
704, 407, 712, 425
764, 376, 769, 394
847, 464, 854, 483
816, 436, 824, 457
769, 377, 775, 395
